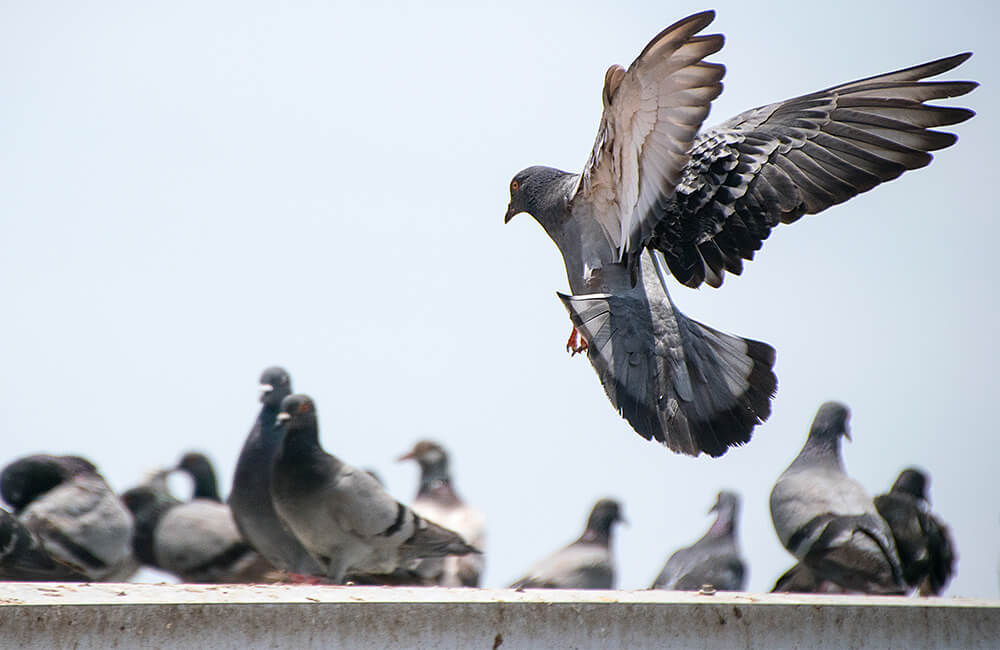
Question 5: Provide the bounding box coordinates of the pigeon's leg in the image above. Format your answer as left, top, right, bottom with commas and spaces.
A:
566, 327, 589, 356
284, 572, 325, 585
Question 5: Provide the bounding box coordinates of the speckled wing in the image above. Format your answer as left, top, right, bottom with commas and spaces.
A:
653, 53, 977, 288
574, 10, 724, 265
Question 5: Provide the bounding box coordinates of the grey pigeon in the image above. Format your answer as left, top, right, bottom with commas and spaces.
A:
176, 451, 221, 502
122, 470, 277, 583
770, 402, 905, 594
398, 440, 487, 586
229, 367, 323, 577
0, 454, 135, 581
510, 498, 623, 590
652, 490, 745, 591
270, 394, 479, 584
504, 10, 976, 457
874, 467, 956, 595
0, 508, 89, 581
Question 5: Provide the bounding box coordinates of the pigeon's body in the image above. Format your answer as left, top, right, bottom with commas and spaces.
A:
1, 455, 134, 582
505, 11, 975, 457
399, 441, 487, 587
653, 491, 745, 591
0, 508, 89, 581
270, 395, 479, 584
230, 367, 323, 576
770, 403, 905, 594
510, 499, 622, 590
874, 468, 955, 595
771, 562, 846, 594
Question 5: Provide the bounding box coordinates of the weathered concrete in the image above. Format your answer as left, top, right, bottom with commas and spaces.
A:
0, 583, 996, 649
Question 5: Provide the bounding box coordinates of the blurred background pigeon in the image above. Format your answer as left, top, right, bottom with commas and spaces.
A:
176, 451, 221, 502
0, 508, 89, 581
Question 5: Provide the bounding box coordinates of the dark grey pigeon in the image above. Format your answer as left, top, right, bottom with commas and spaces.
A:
1, 454, 134, 581
510, 499, 623, 590
0, 508, 89, 581
122, 470, 276, 583
770, 402, 905, 594
504, 10, 976, 457
771, 562, 846, 594
270, 394, 479, 584
176, 452, 221, 502
874, 468, 956, 595
398, 440, 487, 587
229, 367, 323, 577
652, 490, 745, 591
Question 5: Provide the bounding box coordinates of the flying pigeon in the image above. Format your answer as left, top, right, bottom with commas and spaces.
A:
0, 508, 89, 581
652, 490, 745, 591
504, 10, 976, 457
398, 440, 487, 586
874, 467, 956, 595
0, 454, 135, 581
229, 367, 325, 578
176, 451, 221, 502
769, 402, 905, 594
270, 394, 479, 584
509, 498, 623, 590
122, 469, 277, 583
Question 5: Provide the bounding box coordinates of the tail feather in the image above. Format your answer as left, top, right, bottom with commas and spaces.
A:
399, 516, 480, 563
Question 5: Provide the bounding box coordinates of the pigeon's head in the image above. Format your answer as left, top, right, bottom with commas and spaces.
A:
891, 467, 929, 501
259, 366, 293, 408
504, 166, 574, 224
0, 454, 97, 512
710, 490, 740, 515
809, 401, 852, 442
276, 394, 317, 428
397, 440, 448, 469
586, 498, 626, 534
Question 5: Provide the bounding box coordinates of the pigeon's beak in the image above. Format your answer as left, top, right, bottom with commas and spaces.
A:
259, 383, 273, 394
504, 203, 517, 224
276, 412, 291, 424
843, 424, 852, 442
396, 450, 417, 463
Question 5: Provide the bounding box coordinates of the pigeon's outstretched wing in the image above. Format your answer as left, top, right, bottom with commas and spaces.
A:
574, 10, 724, 265
653, 53, 977, 288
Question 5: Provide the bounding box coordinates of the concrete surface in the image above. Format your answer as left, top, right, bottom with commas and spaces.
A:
0, 583, 997, 649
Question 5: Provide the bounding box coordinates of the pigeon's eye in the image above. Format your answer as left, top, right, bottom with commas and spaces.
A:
511, 180, 520, 192
296, 402, 311, 414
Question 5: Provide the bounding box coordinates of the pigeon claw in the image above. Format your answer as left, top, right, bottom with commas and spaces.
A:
566, 327, 588, 356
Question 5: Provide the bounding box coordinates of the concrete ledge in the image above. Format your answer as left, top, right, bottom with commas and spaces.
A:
0, 583, 997, 649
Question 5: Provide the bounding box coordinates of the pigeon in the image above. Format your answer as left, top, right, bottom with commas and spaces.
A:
229, 367, 324, 577
769, 402, 905, 594
122, 470, 277, 583
0, 508, 89, 581
771, 562, 845, 594
652, 490, 745, 591
509, 498, 623, 590
504, 10, 976, 457
0, 454, 135, 581
176, 451, 221, 502
270, 394, 479, 584
874, 467, 956, 595
398, 440, 487, 586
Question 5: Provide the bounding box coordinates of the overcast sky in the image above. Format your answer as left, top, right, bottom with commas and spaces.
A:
1, 1, 997, 596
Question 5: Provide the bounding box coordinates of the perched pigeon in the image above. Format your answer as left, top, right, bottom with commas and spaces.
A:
0, 454, 135, 581
122, 470, 276, 583
270, 394, 479, 584
0, 508, 89, 581
229, 367, 323, 577
771, 562, 845, 594
398, 440, 487, 586
176, 452, 221, 502
874, 467, 956, 595
770, 402, 905, 594
652, 490, 745, 591
504, 10, 976, 457
510, 498, 623, 590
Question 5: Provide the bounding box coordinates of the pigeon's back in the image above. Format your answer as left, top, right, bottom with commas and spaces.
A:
771, 465, 875, 546
654, 536, 745, 591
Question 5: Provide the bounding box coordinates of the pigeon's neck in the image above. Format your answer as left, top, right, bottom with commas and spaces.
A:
579, 527, 612, 548
791, 435, 845, 472
190, 469, 220, 502
705, 502, 738, 539
279, 423, 323, 465
257, 403, 283, 439
417, 461, 457, 502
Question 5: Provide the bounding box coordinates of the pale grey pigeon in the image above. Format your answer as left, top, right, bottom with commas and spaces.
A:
509, 498, 623, 590
1, 454, 135, 581
229, 367, 324, 577
122, 470, 277, 583
652, 490, 745, 591
270, 394, 479, 584
504, 10, 976, 457
770, 402, 905, 594
398, 440, 486, 587
874, 467, 956, 595
0, 508, 89, 581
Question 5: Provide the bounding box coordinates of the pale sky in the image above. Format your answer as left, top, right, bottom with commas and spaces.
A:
1, 1, 997, 597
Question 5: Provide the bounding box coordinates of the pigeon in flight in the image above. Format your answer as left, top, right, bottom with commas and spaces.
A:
270, 394, 479, 584
874, 467, 956, 595
229, 367, 325, 577
652, 490, 745, 591
398, 440, 487, 586
504, 10, 976, 457
1, 454, 135, 581
509, 498, 624, 590
769, 402, 905, 594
